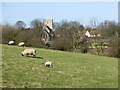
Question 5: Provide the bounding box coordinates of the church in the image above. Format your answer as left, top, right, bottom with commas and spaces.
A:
42, 19, 54, 42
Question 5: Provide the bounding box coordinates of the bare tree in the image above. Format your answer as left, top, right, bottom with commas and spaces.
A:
15, 20, 26, 30
89, 17, 99, 28
30, 19, 43, 29
56, 20, 84, 51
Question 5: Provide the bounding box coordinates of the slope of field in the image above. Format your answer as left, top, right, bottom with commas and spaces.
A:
2, 44, 118, 88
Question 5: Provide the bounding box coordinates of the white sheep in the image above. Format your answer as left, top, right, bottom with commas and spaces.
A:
45, 60, 53, 67
8, 41, 15, 45
21, 48, 36, 57
18, 42, 25, 47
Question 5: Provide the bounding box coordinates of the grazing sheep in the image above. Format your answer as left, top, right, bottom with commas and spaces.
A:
18, 42, 25, 47
8, 41, 15, 45
45, 60, 53, 67
21, 48, 36, 57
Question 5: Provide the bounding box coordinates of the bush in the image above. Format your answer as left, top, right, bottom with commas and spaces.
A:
14, 29, 44, 48
2, 24, 44, 48
2, 25, 19, 44
108, 36, 118, 57
51, 37, 72, 51
80, 43, 89, 53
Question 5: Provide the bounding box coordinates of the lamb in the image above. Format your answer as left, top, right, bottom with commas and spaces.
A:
21, 48, 36, 57
18, 42, 25, 47
44, 60, 53, 67
8, 40, 15, 45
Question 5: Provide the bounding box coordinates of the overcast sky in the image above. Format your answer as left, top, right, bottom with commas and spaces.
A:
1, 1, 118, 27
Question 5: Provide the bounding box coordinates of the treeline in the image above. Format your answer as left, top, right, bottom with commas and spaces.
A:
1, 19, 119, 58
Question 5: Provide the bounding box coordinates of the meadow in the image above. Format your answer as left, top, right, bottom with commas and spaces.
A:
2, 44, 118, 88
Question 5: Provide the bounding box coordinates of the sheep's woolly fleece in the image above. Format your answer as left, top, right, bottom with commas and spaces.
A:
21, 48, 36, 57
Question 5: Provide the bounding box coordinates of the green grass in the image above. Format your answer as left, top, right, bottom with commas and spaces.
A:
2, 44, 118, 88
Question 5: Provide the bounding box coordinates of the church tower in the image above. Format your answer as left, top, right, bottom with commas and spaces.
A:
42, 19, 53, 42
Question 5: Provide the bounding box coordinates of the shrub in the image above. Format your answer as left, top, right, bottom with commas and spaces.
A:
51, 37, 72, 51
2, 25, 19, 44
108, 36, 118, 57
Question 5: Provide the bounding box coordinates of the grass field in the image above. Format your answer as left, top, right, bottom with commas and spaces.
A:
2, 44, 118, 88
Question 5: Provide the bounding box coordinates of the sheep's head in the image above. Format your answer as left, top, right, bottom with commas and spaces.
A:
21, 52, 24, 56
45, 61, 53, 67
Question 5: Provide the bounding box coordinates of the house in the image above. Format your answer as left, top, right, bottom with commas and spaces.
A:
85, 30, 100, 38
85, 30, 91, 37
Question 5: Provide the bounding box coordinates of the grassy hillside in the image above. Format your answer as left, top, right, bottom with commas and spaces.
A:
2, 44, 118, 88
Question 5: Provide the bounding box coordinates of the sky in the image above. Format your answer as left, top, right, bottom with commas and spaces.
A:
1, 0, 119, 2
1, 1, 118, 27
